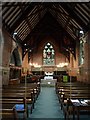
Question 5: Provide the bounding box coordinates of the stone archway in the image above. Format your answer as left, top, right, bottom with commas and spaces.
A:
10, 48, 21, 66
9, 48, 22, 82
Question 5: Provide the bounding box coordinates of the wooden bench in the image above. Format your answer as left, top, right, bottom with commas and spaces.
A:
55, 82, 90, 120
2, 82, 41, 119
64, 97, 90, 120
1, 108, 18, 120
59, 91, 90, 120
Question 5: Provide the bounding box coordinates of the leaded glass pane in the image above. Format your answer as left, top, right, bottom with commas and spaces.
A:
43, 43, 55, 65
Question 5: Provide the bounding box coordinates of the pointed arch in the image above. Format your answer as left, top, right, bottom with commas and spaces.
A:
10, 48, 21, 66
43, 42, 55, 65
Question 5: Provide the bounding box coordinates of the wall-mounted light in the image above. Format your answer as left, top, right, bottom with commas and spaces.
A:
56, 62, 69, 68
13, 32, 17, 35
24, 43, 27, 46
66, 49, 69, 51
29, 62, 41, 68
13, 32, 17, 39
29, 62, 32, 66
29, 49, 32, 52
80, 30, 84, 34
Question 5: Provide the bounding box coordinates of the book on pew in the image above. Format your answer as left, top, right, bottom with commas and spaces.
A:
84, 100, 90, 105
84, 100, 90, 102
14, 104, 25, 111
71, 99, 81, 106
80, 101, 88, 106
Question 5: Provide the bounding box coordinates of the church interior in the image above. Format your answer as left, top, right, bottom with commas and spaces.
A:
0, 2, 90, 120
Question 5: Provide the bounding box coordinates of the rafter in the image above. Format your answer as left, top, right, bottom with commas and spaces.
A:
50, 6, 69, 18
10, 3, 34, 33
19, 5, 32, 32
60, 4, 88, 31
2, 2, 89, 53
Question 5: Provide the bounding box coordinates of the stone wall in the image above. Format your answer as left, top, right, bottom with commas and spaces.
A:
2, 29, 90, 84
77, 31, 90, 83
2, 28, 22, 85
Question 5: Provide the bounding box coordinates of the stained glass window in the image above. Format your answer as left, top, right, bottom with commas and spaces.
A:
43, 43, 55, 65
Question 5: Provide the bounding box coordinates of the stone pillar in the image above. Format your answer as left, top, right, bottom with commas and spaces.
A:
83, 31, 90, 83
2, 29, 13, 85
87, 31, 90, 83
0, 30, 3, 87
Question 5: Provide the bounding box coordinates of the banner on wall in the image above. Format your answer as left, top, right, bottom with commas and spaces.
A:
63, 75, 68, 82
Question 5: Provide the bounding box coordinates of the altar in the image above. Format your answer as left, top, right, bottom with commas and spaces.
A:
41, 78, 57, 87
44, 72, 53, 80
44, 75, 53, 80
41, 72, 57, 86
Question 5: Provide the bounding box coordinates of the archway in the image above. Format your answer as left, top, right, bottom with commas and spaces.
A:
9, 48, 21, 82
10, 48, 21, 66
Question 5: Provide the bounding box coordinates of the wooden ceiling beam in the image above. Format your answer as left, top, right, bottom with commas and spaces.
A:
2, 2, 29, 7
10, 4, 35, 33
19, 5, 32, 33
4, 7, 20, 26
60, 4, 88, 31
3, 19, 12, 34
28, 7, 45, 18
3, 19, 23, 46
50, 6, 69, 17
56, 14, 77, 40
64, 16, 71, 30
37, 5, 41, 21
2, 2, 15, 16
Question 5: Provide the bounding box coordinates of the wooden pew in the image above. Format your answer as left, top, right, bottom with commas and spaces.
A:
2, 82, 41, 104
2, 89, 39, 106
2, 98, 29, 118
55, 82, 90, 120
64, 96, 90, 120
3, 82, 40, 99
2, 82, 41, 119
58, 90, 89, 105
2, 91, 34, 113
1, 108, 18, 120
55, 82, 90, 95
58, 91, 90, 120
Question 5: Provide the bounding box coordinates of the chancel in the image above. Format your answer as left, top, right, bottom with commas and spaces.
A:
1, 1, 90, 120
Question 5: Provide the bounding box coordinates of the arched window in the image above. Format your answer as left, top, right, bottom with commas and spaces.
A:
43, 42, 55, 65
